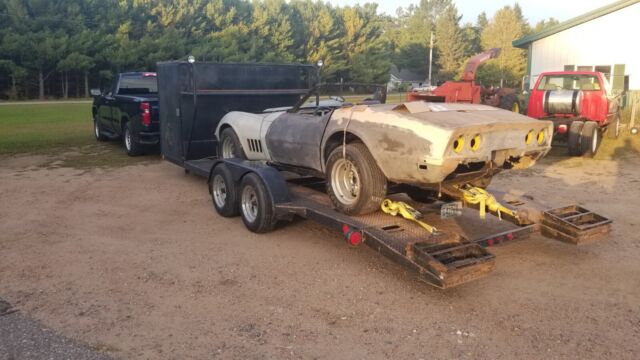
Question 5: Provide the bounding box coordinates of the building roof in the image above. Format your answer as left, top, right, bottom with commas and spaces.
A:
389, 64, 425, 82
513, 0, 639, 48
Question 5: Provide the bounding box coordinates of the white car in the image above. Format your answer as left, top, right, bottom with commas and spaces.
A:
215, 84, 552, 215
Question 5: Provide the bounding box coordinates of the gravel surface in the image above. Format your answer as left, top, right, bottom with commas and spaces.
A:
1, 151, 639, 359
0, 300, 110, 360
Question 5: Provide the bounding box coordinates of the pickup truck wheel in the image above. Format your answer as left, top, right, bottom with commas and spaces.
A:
581, 121, 601, 158
239, 173, 276, 233
219, 128, 247, 160
123, 122, 143, 156
568, 121, 584, 156
94, 116, 108, 142
210, 164, 239, 217
326, 143, 387, 215
607, 114, 621, 139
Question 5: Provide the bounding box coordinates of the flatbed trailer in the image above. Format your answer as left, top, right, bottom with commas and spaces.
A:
158, 61, 612, 289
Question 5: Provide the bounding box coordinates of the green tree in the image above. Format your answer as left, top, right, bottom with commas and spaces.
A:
435, 4, 465, 80
480, 5, 528, 87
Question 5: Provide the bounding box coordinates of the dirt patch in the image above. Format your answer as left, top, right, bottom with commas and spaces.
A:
1, 151, 639, 359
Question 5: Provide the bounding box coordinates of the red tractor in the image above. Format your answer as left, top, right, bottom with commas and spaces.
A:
527, 71, 621, 157
407, 48, 522, 113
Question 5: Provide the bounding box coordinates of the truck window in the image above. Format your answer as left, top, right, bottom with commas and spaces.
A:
118, 74, 158, 95
536, 74, 601, 91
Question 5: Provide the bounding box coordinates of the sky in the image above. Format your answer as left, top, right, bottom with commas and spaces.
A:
329, 0, 618, 25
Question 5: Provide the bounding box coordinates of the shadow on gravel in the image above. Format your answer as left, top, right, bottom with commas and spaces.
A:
0, 299, 113, 360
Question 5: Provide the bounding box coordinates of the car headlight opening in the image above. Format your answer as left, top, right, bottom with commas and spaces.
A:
470, 134, 481, 151
525, 130, 535, 145
537, 129, 546, 145
453, 135, 464, 153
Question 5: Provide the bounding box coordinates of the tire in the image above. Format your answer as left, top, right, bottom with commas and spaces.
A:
498, 93, 521, 113
405, 187, 438, 203
218, 128, 247, 160
580, 121, 601, 158
94, 116, 108, 142
568, 121, 584, 156
123, 122, 143, 156
239, 173, 276, 233
209, 164, 240, 217
607, 113, 621, 139
326, 143, 387, 215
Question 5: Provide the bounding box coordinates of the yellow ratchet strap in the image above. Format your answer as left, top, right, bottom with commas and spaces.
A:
380, 199, 438, 234
458, 185, 516, 220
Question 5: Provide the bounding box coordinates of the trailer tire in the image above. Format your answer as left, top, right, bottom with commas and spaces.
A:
239, 173, 276, 233
210, 164, 240, 217
123, 122, 143, 156
568, 121, 584, 156
326, 143, 387, 215
580, 121, 601, 158
607, 113, 621, 139
219, 128, 247, 160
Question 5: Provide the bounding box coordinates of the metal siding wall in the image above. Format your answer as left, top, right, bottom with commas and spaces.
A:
528, 3, 640, 89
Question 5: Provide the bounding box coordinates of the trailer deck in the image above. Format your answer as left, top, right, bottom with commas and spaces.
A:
182, 157, 565, 289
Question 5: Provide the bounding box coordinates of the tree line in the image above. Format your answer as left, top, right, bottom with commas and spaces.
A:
0, 0, 558, 100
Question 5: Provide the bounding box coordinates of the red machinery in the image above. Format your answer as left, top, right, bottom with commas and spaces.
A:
407, 48, 521, 113
527, 71, 621, 157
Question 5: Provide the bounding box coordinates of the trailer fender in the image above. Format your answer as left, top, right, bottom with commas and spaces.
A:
208, 159, 291, 206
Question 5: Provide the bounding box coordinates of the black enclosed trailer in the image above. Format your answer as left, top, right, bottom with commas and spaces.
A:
157, 61, 611, 289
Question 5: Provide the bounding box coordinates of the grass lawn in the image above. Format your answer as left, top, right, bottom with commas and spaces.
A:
0, 102, 93, 154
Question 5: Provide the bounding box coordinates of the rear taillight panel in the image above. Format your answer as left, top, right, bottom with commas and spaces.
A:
140, 102, 151, 126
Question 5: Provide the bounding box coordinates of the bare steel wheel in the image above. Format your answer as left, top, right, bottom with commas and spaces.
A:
239, 173, 276, 233
212, 175, 227, 208
326, 143, 387, 215
218, 128, 246, 159
330, 158, 361, 206
209, 164, 239, 217
241, 185, 259, 223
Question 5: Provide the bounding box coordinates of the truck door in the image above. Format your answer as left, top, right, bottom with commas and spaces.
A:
98, 80, 119, 132
265, 108, 331, 171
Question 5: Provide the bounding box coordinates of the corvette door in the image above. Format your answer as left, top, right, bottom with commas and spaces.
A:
265, 110, 331, 171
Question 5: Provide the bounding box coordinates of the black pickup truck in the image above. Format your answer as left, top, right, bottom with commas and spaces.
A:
91, 72, 159, 156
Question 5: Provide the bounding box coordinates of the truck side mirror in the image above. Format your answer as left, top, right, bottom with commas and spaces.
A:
90, 89, 101, 97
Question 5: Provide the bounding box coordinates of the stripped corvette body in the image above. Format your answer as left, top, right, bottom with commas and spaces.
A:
215, 84, 552, 214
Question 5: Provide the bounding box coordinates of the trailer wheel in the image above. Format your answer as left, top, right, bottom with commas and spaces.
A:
239, 173, 276, 233
326, 143, 387, 215
607, 113, 621, 139
124, 122, 143, 156
209, 164, 239, 217
219, 128, 247, 160
568, 121, 584, 156
580, 121, 601, 158
94, 115, 108, 142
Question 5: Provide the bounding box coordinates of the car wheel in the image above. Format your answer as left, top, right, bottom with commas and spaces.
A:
123, 122, 142, 156
218, 128, 247, 160
239, 173, 276, 233
210, 164, 240, 217
94, 116, 108, 142
607, 114, 621, 139
568, 121, 584, 156
326, 143, 387, 215
581, 121, 601, 158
